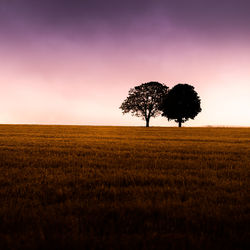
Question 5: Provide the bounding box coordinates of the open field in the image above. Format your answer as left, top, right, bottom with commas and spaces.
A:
0, 125, 249, 249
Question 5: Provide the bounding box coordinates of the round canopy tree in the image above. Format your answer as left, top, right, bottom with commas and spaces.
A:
120, 82, 168, 127
161, 84, 201, 127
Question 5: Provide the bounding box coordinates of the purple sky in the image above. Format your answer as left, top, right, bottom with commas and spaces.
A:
0, 0, 250, 126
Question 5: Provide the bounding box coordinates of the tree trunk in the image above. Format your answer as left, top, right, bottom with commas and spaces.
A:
146, 118, 150, 127
178, 120, 182, 127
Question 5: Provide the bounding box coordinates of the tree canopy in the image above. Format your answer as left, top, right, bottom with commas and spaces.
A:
120, 82, 168, 127
160, 84, 201, 127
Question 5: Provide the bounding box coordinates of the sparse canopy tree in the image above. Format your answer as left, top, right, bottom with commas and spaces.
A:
160, 84, 201, 127
120, 82, 169, 127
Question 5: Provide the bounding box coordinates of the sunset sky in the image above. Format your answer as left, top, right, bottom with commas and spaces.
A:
0, 0, 250, 126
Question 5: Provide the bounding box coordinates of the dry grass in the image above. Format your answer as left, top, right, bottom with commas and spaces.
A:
0, 125, 249, 250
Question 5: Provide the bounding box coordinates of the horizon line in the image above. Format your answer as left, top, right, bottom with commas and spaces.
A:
0, 123, 249, 128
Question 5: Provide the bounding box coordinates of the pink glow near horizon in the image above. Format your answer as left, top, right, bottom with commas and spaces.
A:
0, 0, 250, 126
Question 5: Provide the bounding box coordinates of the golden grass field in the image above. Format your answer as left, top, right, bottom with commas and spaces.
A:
0, 125, 249, 249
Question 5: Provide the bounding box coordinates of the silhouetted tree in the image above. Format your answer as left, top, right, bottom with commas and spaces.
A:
160, 84, 201, 127
120, 82, 169, 127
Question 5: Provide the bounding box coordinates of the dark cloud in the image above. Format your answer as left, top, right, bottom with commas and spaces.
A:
0, 0, 250, 41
